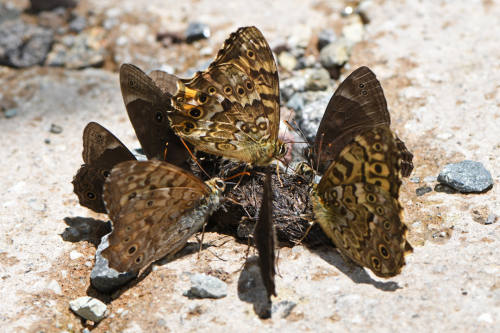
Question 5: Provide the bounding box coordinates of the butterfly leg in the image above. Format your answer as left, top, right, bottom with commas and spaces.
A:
197, 223, 207, 258
275, 161, 284, 187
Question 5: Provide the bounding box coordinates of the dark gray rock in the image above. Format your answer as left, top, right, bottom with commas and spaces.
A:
437, 160, 494, 192
184, 22, 210, 43
4, 108, 17, 118
416, 186, 432, 196
38, 8, 68, 30
69, 15, 87, 33
0, 3, 20, 24
434, 184, 458, 194
286, 93, 305, 112
29, 0, 78, 12
90, 233, 137, 292
294, 55, 317, 70
183, 273, 227, 299
0, 20, 54, 68
318, 29, 338, 50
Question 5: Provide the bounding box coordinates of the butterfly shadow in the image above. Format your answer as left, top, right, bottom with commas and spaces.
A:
311, 246, 402, 292
237, 255, 273, 319
61, 216, 111, 247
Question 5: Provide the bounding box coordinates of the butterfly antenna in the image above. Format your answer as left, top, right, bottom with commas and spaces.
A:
179, 137, 211, 179
221, 171, 251, 181
163, 142, 169, 162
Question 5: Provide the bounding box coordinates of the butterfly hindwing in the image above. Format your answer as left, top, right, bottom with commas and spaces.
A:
312, 126, 412, 278
72, 122, 136, 213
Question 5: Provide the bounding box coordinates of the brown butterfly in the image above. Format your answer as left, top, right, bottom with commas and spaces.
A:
164, 26, 287, 166
120, 63, 193, 166
311, 126, 413, 278
101, 160, 225, 274
253, 167, 277, 299
303, 66, 414, 177
72, 122, 137, 213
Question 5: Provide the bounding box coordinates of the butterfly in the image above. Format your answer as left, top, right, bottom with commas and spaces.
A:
303, 66, 414, 177
253, 167, 277, 299
310, 126, 413, 277
120, 63, 193, 166
101, 160, 225, 274
72, 122, 137, 213
163, 26, 287, 166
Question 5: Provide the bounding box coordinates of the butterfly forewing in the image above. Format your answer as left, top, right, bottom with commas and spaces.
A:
72, 122, 137, 213
312, 126, 412, 278
253, 167, 277, 298
102, 160, 220, 274
120, 64, 192, 166
311, 66, 413, 176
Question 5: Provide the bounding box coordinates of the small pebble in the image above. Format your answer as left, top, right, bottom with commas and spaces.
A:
416, 186, 432, 196
46, 280, 62, 295
44, 138, 50, 144
69, 296, 107, 322
485, 214, 496, 225
278, 51, 297, 72
69, 15, 86, 33
184, 22, 210, 43
317, 29, 338, 50
50, 124, 63, 134
272, 301, 296, 318
4, 108, 18, 118
423, 176, 437, 182
70, 250, 83, 260
409, 177, 420, 183
437, 160, 494, 192
183, 273, 227, 299
28, 199, 46, 211
319, 39, 350, 69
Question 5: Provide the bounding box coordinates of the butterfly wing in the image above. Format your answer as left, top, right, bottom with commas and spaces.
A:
120, 64, 192, 166
102, 160, 212, 274
311, 66, 413, 176
166, 27, 283, 165
72, 122, 136, 213
313, 126, 412, 277
253, 167, 277, 298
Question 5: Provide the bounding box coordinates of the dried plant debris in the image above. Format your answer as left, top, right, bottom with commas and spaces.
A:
207, 164, 332, 247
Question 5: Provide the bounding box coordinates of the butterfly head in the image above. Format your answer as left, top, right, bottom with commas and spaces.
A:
205, 178, 226, 196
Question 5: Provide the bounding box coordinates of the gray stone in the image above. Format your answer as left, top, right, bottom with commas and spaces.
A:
279, 76, 306, 102
0, 20, 54, 68
342, 20, 365, 46
0, 4, 20, 25
485, 214, 496, 225
423, 176, 437, 182
294, 54, 317, 70
318, 29, 338, 50
69, 296, 107, 322
303, 67, 331, 91
183, 273, 227, 299
28, 199, 47, 211
287, 24, 312, 50
50, 124, 63, 134
272, 300, 296, 318
286, 93, 305, 112
30, 0, 78, 12
294, 92, 332, 141
437, 160, 494, 192
409, 177, 420, 183
69, 15, 87, 33
184, 22, 210, 43
64, 33, 106, 69
278, 51, 297, 72
4, 108, 17, 118
90, 233, 137, 292
45, 43, 67, 67
416, 186, 432, 196
319, 39, 350, 69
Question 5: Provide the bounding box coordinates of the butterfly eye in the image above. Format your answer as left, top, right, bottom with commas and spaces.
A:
376, 206, 385, 215
366, 193, 377, 203
224, 86, 232, 94
129, 79, 134, 87
373, 142, 382, 151
246, 82, 253, 90
102, 170, 111, 178
135, 254, 143, 263
278, 144, 287, 156
96, 134, 103, 139
83, 183, 90, 188
155, 111, 164, 124
208, 87, 216, 94
359, 83, 365, 88
374, 164, 383, 174
247, 50, 255, 59
379, 245, 390, 258
127, 245, 137, 255
189, 108, 202, 118
237, 87, 245, 96
85, 191, 97, 200
215, 180, 224, 189
362, 90, 368, 95
89, 171, 97, 178
365, 184, 373, 191
383, 234, 391, 243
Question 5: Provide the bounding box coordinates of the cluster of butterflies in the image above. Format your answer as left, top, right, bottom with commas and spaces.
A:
72, 26, 414, 300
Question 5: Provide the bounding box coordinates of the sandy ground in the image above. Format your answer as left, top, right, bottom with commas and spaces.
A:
1, 0, 500, 332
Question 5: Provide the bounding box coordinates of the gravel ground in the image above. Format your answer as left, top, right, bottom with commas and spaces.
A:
1, 0, 500, 332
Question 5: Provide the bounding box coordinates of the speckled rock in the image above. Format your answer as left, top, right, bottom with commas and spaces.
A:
437, 160, 494, 192
69, 296, 107, 322
183, 273, 227, 299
